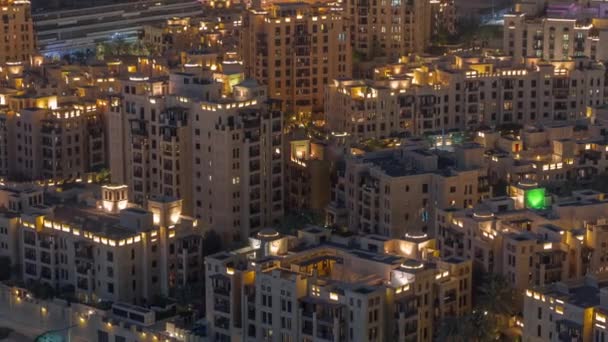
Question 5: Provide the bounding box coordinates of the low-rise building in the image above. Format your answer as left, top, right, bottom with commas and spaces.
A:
523, 276, 608, 342
475, 122, 608, 186
327, 141, 488, 238
325, 54, 605, 139
504, 0, 608, 62
10, 184, 202, 304
205, 226, 472, 342
0, 101, 105, 182
436, 183, 608, 291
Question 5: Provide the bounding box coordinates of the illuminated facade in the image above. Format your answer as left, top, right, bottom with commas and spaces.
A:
112, 65, 284, 241
14, 184, 202, 304
205, 226, 472, 342
142, 12, 242, 57
523, 277, 608, 342
284, 136, 332, 213
431, 0, 456, 37
343, 0, 433, 60
327, 142, 488, 238
436, 188, 608, 291
240, 2, 352, 116
475, 122, 608, 186
142, 17, 203, 56
0, 101, 105, 182
0, 0, 36, 63
326, 53, 605, 139
187, 77, 284, 242
504, 1, 608, 62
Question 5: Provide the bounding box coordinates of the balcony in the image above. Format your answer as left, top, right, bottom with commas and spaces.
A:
214, 302, 230, 314
39, 239, 52, 249
77, 278, 89, 290
214, 316, 230, 330
302, 321, 313, 335
24, 249, 36, 261
213, 286, 230, 296
77, 264, 92, 275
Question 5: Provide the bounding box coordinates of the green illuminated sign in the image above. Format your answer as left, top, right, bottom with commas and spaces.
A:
525, 188, 546, 209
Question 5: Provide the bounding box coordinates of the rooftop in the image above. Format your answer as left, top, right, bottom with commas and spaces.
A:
51, 205, 138, 240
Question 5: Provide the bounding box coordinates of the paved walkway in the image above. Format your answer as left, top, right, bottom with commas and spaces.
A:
0, 310, 46, 340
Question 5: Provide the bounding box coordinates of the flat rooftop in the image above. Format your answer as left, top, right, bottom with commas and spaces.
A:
51, 205, 138, 239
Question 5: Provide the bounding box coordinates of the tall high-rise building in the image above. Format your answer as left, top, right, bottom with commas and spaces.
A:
186, 77, 284, 242
0, 0, 36, 63
240, 2, 352, 116
109, 65, 284, 242
0, 100, 106, 182
344, 0, 433, 60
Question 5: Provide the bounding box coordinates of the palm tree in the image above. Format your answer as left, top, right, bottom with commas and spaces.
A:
476, 273, 518, 317
437, 311, 496, 341
437, 316, 466, 341
475, 273, 520, 337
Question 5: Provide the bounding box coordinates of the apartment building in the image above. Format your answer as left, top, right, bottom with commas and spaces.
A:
326, 53, 605, 139
0, 0, 36, 63
436, 182, 608, 291
187, 77, 284, 242
504, 0, 608, 62
431, 0, 456, 37
142, 10, 242, 57
142, 17, 203, 57
240, 2, 352, 116
475, 122, 608, 186
327, 142, 488, 238
0, 100, 106, 182
113, 74, 193, 213
109, 65, 284, 242
0, 56, 172, 184
343, 0, 433, 60
205, 226, 472, 342
0, 184, 42, 267
13, 184, 202, 304
523, 276, 608, 342
284, 134, 332, 213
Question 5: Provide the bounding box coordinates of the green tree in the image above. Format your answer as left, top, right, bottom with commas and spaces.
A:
275, 210, 324, 235
95, 168, 111, 184
476, 273, 520, 335
476, 274, 518, 316
437, 311, 496, 341
28, 281, 56, 300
